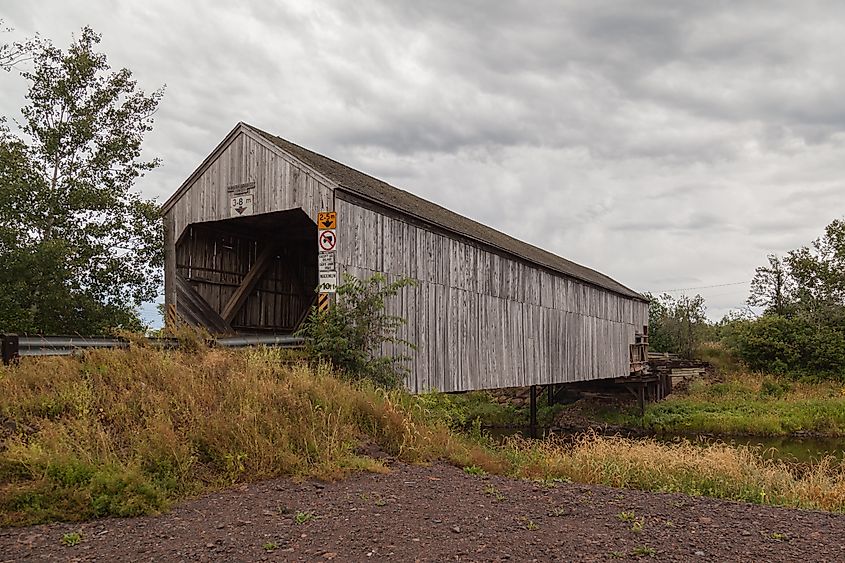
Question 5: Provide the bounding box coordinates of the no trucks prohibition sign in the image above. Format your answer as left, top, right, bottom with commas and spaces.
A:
318, 229, 337, 252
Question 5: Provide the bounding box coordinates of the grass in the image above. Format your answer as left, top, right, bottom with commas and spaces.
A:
503, 433, 845, 512
61, 531, 81, 546
294, 510, 315, 524
0, 347, 499, 526
631, 546, 656, 557
596, 370, 845, 437
3, 347, 845, 526
414, 390, 564, 430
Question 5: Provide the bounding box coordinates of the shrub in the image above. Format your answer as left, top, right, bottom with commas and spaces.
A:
724, 315, 845, 380
296, 273, 416, 388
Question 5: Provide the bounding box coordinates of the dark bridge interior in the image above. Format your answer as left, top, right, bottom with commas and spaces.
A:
174, 209, 317, 334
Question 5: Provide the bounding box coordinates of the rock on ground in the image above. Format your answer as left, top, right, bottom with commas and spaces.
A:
2, 463, 844, 562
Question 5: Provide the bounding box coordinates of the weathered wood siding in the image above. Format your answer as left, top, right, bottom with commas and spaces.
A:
164, 125, 648, 393
164, 131, 334, 307
167, 132, 334, 243
335, 196, 648, 393
175, 225, 317, 331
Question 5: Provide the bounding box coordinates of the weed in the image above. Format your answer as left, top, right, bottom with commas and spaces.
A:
608, 551, 625, 559
294, 510, 315, 525
771, 532, 788, 541
516, 516, 539, 531
631, 546, 656, 557
631, 518, 645, 533
501, 433, 845, 513
61, 532, 81, 547
536, 476, 569, 488
617, 511, 636, 523
263, 541, 278, 552
463, 465, 486, 476
548, 506, 568, 517
483, 484, 505, 502
664, 520, 674, 528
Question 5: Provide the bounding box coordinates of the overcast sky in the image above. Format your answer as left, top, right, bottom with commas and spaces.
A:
3, 1, 844, 322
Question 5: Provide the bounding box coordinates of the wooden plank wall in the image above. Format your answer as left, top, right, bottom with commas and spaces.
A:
164, 127, 648, 393
167, 132, 334, 243
335, 197, 648, 393
175, 226, 317, 332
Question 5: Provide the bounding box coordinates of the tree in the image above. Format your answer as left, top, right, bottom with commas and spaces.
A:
0, 27, 164, 334
0, 20, 32, 72
784, 218, 845, 319
645, 292, 707, 359
748, 254, 793, 316
725, 218, 845, 379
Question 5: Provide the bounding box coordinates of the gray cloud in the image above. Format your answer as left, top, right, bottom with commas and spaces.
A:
2, 0, 845, 322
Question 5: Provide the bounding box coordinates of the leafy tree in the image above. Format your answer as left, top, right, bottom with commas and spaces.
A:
0, 27, 164, 334
645, 292, 707, 359
748, 254, 793, 316
783, 218, 845, 319
296, 274, 416, 388
0, 20, 32, 72
724, 217, 845, 378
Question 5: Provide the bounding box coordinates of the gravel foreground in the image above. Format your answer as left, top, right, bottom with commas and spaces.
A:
2, 463, 844, 562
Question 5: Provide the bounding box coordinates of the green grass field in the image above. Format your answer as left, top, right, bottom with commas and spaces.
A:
596, 371, 845, 437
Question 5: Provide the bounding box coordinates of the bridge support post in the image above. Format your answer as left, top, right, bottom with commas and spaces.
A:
638, 383, 645, 418
529, 385, 538, 438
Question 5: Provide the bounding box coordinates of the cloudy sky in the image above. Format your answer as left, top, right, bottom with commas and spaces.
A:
3, 1, 844, 322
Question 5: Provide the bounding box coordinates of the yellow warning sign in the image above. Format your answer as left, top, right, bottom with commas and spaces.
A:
317, 211, 337, 230
318, 292, 331, 312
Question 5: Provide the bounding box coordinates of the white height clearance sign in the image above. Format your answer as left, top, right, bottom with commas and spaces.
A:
317, 211, 338, 293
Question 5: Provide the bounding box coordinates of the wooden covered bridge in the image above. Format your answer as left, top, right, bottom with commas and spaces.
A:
161, 123, 649, 394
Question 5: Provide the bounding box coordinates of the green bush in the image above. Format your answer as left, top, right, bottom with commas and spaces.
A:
296, 273, 416, 388
724, 315, 845, 380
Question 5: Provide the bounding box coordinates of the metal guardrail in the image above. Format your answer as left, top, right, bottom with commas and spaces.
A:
1, 333, 304, 365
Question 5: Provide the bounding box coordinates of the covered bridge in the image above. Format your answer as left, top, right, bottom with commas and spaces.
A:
161, 123, 649, 393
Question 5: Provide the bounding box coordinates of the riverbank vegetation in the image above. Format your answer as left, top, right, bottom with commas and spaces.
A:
598, 368, 845, 437
3, 348, 845, 527
649, 218, 845, 380
0, 347, 500, 526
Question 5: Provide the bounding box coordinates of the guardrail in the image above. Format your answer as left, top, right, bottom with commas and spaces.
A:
1, 333, 304, 365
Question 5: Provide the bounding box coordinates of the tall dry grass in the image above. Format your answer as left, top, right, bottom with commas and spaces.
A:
0, 346, 494, 525
3, 347, 845, 527
505, 433, 845, 512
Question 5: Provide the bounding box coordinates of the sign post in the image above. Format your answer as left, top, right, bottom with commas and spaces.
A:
317, 212, 338, 304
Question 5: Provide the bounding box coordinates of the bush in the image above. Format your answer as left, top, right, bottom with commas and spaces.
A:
296, 273, 416, 388
724, 315, 845, 380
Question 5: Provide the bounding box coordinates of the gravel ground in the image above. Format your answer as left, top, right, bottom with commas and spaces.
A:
1, 463, 844, 562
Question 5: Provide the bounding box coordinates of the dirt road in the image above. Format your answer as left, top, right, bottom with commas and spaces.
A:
2, 463, 843, 562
